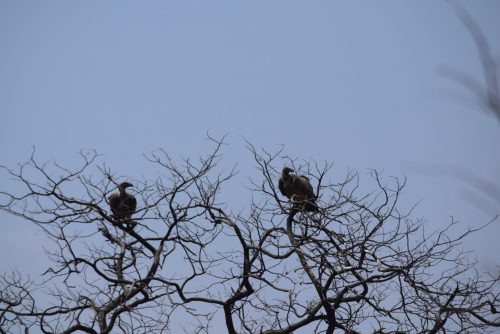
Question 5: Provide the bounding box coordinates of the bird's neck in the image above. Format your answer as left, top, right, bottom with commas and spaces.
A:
119, 187, 127, 195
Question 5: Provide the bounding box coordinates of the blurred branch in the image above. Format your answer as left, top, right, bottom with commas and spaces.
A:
444, 0, 500, 121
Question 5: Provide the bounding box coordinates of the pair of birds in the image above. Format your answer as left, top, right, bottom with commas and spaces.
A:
108, 167, 317, 226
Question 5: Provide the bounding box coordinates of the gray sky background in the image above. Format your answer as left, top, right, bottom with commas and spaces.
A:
1, 0, 499, 331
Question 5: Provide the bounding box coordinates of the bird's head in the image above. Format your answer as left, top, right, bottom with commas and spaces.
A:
118, 182, 133, 190
282, 167, 294, 175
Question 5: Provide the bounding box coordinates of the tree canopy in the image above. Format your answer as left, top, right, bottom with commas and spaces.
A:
1, 139, 498, 334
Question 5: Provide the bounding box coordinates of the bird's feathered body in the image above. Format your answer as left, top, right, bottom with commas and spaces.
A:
108, 182, 137, 221
278, 167, 318, 212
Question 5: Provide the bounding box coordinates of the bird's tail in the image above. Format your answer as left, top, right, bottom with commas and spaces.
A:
304, 200, 318, 212
124, 220, 138, 231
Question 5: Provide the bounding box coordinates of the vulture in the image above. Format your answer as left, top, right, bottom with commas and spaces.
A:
278, 167, 318, 212
108, 182, 137, 229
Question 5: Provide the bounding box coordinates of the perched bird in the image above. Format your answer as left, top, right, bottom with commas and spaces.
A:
278, 167, 318, 212
108, 182, 137, 229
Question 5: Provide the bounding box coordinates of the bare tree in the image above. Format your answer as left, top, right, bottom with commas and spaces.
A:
0, 138, 498, 334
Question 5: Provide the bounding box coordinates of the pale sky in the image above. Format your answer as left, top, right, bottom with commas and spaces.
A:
1, 1, 499, 332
